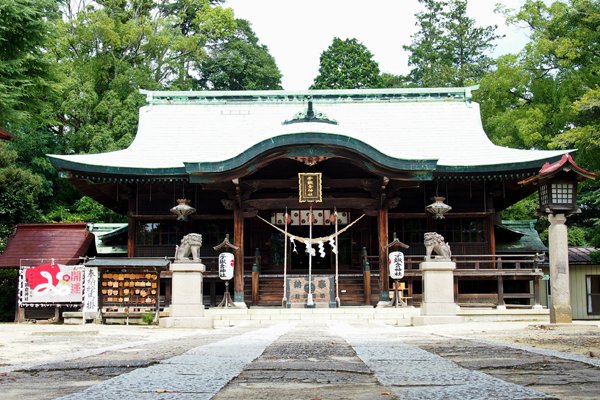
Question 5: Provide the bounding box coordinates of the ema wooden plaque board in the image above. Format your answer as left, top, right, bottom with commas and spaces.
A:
298, 172, 322, 203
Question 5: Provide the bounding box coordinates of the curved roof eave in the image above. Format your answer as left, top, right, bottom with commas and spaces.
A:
184, 132, 438, 175
48, 154, 187, 177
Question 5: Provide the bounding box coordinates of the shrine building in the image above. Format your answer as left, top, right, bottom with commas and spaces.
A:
48, 86, 573, 312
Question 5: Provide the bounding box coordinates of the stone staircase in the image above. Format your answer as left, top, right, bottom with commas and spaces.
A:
206, 306, 420, 328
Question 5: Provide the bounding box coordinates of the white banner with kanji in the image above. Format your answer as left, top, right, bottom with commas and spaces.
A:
19, 264, 84, 305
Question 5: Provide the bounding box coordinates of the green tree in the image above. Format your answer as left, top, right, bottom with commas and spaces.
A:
380, 73, 409, 88
0, 0, 60, 127
0, 142, 45, 250
197, 19, 282, 90
478, 0, 600, 245
311, 37, 382, 89
50, 0, 237, 154
404, 0, 500, 87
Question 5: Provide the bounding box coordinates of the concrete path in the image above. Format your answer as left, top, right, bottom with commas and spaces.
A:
49, 321, 565, 400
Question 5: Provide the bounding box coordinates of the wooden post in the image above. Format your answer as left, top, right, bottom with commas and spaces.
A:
127, 216, 136, 257
251, 248, 260, 305
362, 247, 371, 305
533, 277, 541, 308
453, 277, 459, 303
127, 189, 136, 257
233, 205, 245, 305
497, 276, 506, 308
378, 207, 389, 303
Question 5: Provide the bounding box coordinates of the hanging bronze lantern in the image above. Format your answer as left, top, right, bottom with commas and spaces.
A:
170, 198, 196, 221
425, 196, 452, 219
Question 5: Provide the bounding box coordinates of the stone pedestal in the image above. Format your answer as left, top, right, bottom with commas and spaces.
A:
412, 260, 462, 326
160, 262, 213, 328
548, 214, 572, 324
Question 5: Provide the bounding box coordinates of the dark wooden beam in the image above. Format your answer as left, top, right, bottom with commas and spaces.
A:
241, 178, 380, 191
128, 214, 233, 220
244, 197, 378, 210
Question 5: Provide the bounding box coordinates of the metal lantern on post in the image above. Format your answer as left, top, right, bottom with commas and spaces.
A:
538, 171, 578, 215
520, 154, 596, 324
521, 154, 596, 216
425, 196, 452, 219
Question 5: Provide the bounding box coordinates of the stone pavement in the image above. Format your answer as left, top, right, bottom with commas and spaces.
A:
47, 321, 569, 400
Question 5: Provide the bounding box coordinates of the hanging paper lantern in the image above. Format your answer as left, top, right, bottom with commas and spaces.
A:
218, 252, 234, 281
388, 251, 405, 280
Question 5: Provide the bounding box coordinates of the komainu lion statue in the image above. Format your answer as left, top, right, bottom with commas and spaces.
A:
175, 233, 203, 261
424, 232, 451, 260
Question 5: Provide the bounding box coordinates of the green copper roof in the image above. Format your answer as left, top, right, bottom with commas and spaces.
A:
496, 220, 547, 253
140, 86, 478, 105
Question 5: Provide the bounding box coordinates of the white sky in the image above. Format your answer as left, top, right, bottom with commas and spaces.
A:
224, 0, 534, 90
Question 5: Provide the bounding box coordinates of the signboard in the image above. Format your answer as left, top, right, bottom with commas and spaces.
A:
83, 267, 99, 315
286, 275, 335, 307
388, 251, 405, 280
298, 172, 322, 203
218, 252, 234, 281
272, 210, 349, 226
19, 264, 84, 306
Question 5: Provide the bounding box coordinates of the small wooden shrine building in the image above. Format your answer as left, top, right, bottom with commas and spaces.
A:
49, 87, 571, 309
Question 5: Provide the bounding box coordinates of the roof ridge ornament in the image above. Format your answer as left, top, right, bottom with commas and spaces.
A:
283, 97, 338, 125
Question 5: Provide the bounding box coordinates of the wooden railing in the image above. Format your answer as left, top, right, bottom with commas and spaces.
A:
364, 253, 545, 272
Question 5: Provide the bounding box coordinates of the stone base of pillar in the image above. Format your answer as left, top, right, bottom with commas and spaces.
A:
412, 315, 463, 326
161, 262, 213, 328
233, 302, 248, 309
160, 316, 213, 329
420, 261, 458, 317
376, 300, 391, 307
496, 304, 507, 311
550, 304, 573, 324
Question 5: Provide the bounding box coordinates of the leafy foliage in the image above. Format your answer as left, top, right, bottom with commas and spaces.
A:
477, 0, 600, 245
311, 37, 382, 89
404, 0, 500, 87
0, 142, 45, 250
0, 0, 282, 248
0, 0, 60, 128
197, 19, 282, 90
0, 269, 18, 322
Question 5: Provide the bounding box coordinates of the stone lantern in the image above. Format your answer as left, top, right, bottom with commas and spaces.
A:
521, 154, 596, 323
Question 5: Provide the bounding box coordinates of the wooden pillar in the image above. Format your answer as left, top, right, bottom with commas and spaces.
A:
251, 248, 260, 305
233, 205, 245, 304
127, 216, 136, 257
453, 277, 459, 303
488, 213, 496, 255
533, 277, 541, 308
127, 188, 136, 257
362, 247, 371, 305
378, 207, 389, 303
497, 276, 506, 308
